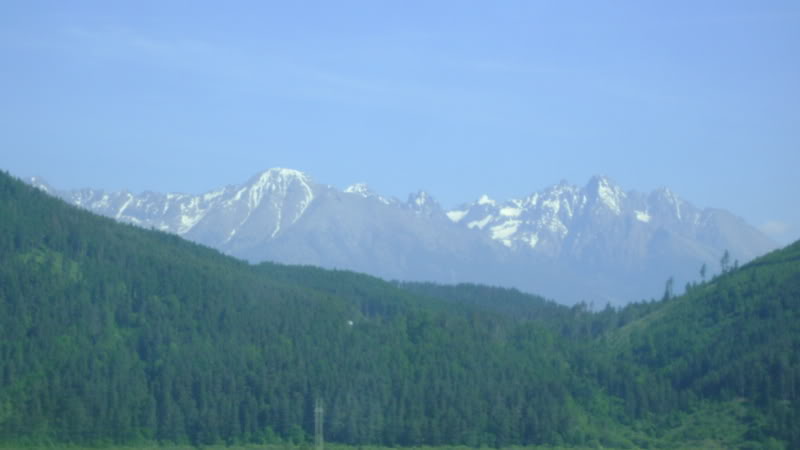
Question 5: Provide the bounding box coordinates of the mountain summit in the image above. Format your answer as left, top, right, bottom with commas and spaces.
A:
30, 169, 776, 304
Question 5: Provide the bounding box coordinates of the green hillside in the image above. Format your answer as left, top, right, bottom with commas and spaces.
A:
0, 170, 798, 448
601, 238, 800, 446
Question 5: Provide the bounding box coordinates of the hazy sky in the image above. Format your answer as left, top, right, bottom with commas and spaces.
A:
2, 1, 798, 244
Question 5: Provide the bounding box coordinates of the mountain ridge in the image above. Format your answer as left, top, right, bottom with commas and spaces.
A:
28, 168, 776, 304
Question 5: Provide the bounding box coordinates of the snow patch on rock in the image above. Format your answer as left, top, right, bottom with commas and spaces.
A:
491, 220, 521, 247
477, 194, 496, 206
635, 210, 651, 223
500, 206, 522, 217
446, 210, 468, 223
468, 215, 493, 230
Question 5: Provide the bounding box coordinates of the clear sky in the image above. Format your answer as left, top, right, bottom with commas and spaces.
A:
2, 1, 798, 244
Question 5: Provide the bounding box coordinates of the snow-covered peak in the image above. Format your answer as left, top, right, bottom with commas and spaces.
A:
586, 176, 625, 215
408, 190, 435, 207
407, 190, 443, 216
548, 179, 578, 195
222, 168, 317, 239
344, 182, 372, 196
245, 168, 314, 205
477, 194, 496, 206
250, 167, 312, 189
345, 182, 395, 205
418, 191, 431, 206
521, 192, 540, 208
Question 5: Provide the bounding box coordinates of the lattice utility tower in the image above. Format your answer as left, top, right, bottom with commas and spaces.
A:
314, 398, 324, 450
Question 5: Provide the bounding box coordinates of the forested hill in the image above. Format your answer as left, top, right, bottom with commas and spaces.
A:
1, 170, 798, 448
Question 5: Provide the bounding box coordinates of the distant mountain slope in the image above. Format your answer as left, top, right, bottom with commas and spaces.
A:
29, 168, 776, 304
2, 170, 799, 448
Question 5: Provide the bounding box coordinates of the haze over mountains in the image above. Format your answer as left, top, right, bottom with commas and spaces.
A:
30, 168, 776, 304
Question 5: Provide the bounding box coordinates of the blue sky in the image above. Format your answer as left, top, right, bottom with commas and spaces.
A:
2, 1, 799, 244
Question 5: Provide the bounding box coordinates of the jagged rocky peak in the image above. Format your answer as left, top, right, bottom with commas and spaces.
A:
546, 179, 578, 195
448, 194, 499, 218
651, 187, 681, 206
408, 190, 435, 207
406, 190, 444, 216
247, 167, 313, 191
238, 167, 316, 212
344, 182, 396, 205
584, 175, 626, 214
411, 190, 430, 205
344, 182, 373, 196
647, 187, 688, 221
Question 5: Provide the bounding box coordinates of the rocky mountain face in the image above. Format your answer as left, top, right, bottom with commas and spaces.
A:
29, 168, 776, 304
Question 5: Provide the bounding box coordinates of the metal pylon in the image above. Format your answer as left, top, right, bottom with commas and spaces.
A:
314, 398, 324, 450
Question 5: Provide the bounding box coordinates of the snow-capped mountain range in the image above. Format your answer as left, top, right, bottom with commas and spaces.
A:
29, 168, 776, 304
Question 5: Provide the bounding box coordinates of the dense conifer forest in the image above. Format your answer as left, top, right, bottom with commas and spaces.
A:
1, 171, 798, 448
